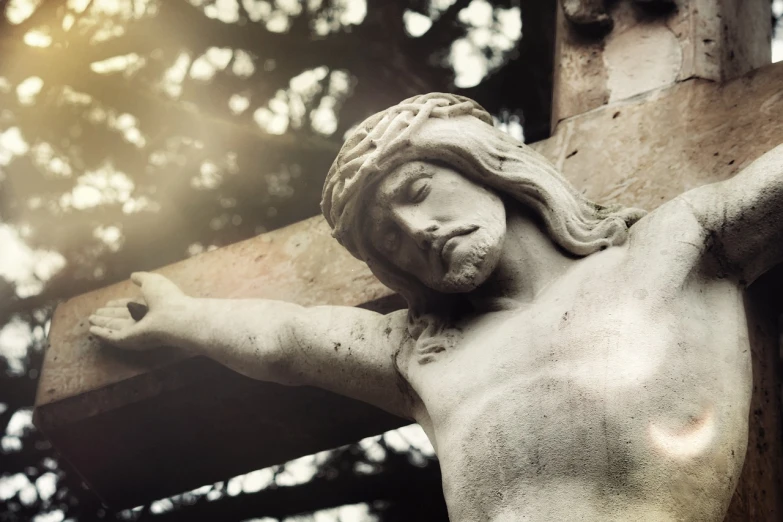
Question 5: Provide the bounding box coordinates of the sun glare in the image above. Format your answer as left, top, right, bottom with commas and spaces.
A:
23, 29, 52, 48
5, 0, 42, 25
0, 225, 66, 299
450, 0, 522, 88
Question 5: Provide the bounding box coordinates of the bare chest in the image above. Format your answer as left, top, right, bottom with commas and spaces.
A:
406, 262, 751, 520
413, 262, 747, 418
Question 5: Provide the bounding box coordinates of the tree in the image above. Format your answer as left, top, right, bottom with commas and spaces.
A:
0, 0, 539, 520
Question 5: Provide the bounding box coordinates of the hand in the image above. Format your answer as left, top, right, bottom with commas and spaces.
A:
89, 272, 189, 350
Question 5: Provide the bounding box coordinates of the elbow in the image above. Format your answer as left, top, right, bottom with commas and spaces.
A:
261, 355, 301, 387
258, 317, 303, 386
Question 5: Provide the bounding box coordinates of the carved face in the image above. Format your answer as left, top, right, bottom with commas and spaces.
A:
367, 161, 507, 293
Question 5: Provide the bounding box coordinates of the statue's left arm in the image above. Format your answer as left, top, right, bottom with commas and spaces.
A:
679, 143, 783, 285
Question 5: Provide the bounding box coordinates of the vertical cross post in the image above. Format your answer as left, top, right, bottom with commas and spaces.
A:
548, 2, 781, 520
553, 0, 772, 125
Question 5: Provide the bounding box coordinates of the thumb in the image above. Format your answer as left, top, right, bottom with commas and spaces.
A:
131, 272, 149, 287
129, 271, 184, 306
130, 272, 157, 306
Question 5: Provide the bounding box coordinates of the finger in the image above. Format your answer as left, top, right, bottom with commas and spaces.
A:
106, 298, 136, 307
131, 272, 182, 304
89, 315, 135, 330
130, 272, 149, 287
131, 271, 170, 286
89, 325, 125, 343
94, 307, 132, 319
132, 271, 169, 287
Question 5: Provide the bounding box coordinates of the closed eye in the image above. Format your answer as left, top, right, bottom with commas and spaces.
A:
407, 177, 431, 203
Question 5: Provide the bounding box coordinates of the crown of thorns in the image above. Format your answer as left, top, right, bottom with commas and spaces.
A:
321, 93, 492, 258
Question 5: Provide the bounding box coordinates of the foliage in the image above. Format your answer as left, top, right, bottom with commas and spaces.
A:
0, 0, 541, 520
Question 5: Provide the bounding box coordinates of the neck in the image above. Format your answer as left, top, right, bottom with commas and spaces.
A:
469, 204, 579, 310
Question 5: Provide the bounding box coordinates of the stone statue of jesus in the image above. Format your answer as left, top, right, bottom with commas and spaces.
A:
89, 94, 783, 522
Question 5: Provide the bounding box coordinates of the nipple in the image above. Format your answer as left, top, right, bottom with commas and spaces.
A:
648, 407, 716, 461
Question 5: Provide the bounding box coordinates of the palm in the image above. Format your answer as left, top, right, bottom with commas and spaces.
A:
89, 272, 186, 350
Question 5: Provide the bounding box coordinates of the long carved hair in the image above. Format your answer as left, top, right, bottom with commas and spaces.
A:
322, 94, 646, 362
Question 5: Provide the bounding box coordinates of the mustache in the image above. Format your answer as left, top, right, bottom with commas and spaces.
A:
432, 225, 479, 256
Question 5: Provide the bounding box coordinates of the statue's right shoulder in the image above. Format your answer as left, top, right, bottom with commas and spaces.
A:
285, 304, 417, 419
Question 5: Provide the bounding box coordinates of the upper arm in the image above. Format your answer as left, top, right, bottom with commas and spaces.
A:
284, 305, 415, 420
679, 144, 783, 285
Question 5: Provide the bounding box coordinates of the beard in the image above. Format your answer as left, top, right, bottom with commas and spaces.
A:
429, 230, 502, 294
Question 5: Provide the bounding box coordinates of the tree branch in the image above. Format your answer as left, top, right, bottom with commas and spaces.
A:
144, 457, 444, 522
416, 0, 472, 51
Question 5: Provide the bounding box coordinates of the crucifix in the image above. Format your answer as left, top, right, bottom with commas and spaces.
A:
35, 1, 783, 520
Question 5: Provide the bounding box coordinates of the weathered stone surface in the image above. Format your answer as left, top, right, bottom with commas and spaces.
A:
36, 217, 405, 508
553, 0, 772, 123
543, 63, 783, 210
37, 63, 783, 512
38, 216, 393, 410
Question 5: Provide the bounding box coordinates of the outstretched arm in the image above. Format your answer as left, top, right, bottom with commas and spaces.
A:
679, 143, 783, 285
89, 273, 415, 419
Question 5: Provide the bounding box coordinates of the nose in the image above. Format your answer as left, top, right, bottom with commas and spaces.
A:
392, 208, 438, 250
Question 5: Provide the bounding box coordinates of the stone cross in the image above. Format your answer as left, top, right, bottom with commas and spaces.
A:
35, 0, 782, 519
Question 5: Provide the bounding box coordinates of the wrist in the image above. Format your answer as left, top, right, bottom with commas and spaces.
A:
157, 295, 204, 352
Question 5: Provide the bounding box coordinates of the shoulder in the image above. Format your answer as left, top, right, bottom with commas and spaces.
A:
628, 196, 707, 251
286, 305, 418, 419
623, 196, 715, 281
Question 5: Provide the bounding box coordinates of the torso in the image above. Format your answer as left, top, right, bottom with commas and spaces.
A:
401, 199, 752, 522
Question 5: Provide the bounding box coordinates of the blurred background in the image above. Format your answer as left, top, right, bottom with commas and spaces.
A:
0, 1, 781, 521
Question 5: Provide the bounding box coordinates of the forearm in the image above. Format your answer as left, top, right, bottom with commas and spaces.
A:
92, 271, 415, 418
173, 297, 304, 384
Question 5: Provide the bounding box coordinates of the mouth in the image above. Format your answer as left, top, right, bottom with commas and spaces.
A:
437, 225, 479, 262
